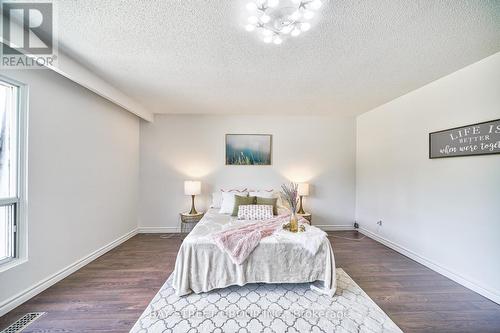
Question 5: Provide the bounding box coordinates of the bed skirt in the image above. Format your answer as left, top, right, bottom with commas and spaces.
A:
172, 233, 336, 296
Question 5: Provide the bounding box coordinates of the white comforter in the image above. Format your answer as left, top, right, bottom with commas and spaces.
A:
172, 209, 336, 296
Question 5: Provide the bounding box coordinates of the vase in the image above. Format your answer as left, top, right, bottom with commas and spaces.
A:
289, 212, 299, 233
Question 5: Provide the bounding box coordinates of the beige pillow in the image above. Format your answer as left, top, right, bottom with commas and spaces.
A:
256, 197, 278, 215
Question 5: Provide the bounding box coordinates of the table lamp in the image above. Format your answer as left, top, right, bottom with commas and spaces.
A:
297, 183, 309, 214
184, 180, 201, 214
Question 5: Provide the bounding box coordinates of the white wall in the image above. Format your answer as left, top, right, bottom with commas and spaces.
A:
139, 114, 356, 231
356, 52, 500, 303
0, 68, 140, 313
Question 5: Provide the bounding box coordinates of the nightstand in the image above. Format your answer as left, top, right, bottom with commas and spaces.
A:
180, 212, 204, 234
298, 213, 312, 225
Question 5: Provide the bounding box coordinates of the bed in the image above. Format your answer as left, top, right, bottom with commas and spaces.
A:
172, 208, 336, 296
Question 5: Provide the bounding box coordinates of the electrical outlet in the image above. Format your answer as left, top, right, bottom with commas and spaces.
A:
377, 220, 383, 226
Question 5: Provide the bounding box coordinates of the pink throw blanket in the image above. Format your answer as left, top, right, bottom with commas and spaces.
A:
212, 215, 291, 265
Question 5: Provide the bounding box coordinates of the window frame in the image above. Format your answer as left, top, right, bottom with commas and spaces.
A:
0, 74, 28, 272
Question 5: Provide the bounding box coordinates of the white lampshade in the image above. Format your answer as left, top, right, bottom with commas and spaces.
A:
184, 181, 201, 196
298, 183, 309, 196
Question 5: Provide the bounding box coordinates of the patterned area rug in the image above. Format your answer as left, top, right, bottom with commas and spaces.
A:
131, 268, 402, 333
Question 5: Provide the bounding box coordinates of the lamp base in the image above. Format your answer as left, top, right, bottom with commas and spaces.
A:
189, 195, 198, 215
297, 196, 305, 214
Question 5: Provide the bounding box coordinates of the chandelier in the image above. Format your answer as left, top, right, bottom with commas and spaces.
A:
244, 0, 323, 45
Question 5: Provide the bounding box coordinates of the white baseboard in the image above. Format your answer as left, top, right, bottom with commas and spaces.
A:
138, 225, 354, 233
359, 227, 500, 305
316, 224, 354, 231
0, 228, 138, 317
138, 226, 354, 233
138, 226, 179, 233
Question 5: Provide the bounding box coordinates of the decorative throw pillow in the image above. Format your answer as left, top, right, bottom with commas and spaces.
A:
256, 197, 278, 215
219, 191, 248, 214
231, 195, 256, 216
238, 205, 273, 220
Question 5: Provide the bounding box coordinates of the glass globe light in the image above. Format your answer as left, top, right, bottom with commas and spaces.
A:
260, 14, 271, 23
246, 2, 257, 11
290, 11, 301, 21
267, 0, 279, 8
303, 10, 314, 20
309, 0, 322, 10
262, 28, 273, 36
248, 16, 259, 24
243, 0, 324, 44
281, 25, 294, 34
300, 22, 311, 31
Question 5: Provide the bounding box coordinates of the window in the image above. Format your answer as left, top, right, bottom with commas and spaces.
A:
0, 76, 26, 267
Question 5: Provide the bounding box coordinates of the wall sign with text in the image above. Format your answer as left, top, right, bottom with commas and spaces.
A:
429, 119, 500, 159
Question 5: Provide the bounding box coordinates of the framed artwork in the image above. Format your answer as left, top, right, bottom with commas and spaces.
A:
429, 118, 500, 159
225, 134, 272, 165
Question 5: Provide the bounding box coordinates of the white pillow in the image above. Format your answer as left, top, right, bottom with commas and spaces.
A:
238, 205, 273, 220
211, 192, 222, 208
219, 191, 248, 214
211, 188, 248, 208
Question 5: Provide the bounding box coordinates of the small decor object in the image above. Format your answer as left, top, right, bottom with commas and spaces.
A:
280, 182, 299, 232
243, 0, 324, 45
226, 134, 272, 165
429, 119, 500, 158
297, 183, 309, 214
282, 222, 306, 232
184, 180, 201, 214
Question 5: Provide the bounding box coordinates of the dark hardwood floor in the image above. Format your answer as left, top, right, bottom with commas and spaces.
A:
1, 231, 499, 332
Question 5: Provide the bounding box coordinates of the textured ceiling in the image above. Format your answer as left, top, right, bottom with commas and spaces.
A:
56, 0, 500, 116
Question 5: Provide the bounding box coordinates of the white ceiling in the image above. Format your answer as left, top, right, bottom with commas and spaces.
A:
56, 0, 500, 116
